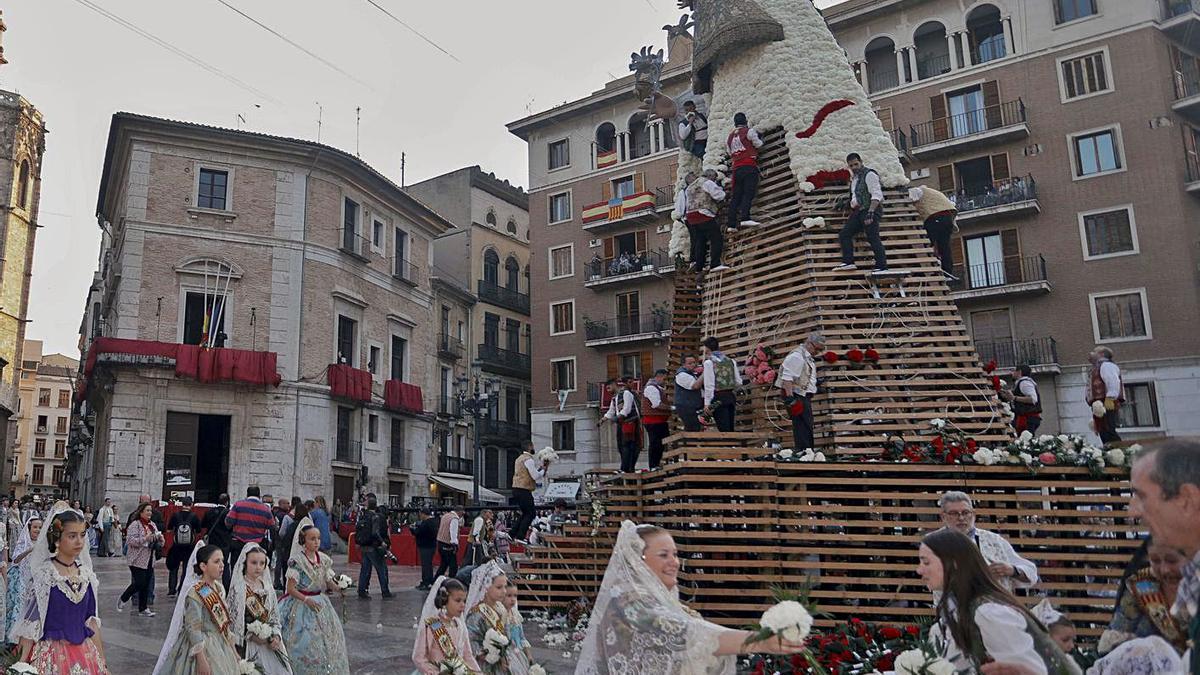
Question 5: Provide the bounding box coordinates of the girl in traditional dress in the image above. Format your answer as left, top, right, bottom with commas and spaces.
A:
12, 503, 108, 673
465, 561, 511, 673
152, 543, 242, 675
501, 583, 532, 675
412, 577, 481, 675
917, 529, 1080, 674
278, 517, 350, 675
106, 506, 122, 557
229, 543, 292, 674
576, 522, 805, 675
1102, 540, 1189, 654
6, 514, 41, 643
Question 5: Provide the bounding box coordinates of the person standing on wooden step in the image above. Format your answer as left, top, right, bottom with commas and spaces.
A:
674, 355, 705, 433
776, 333, 824, 452
701, 337, 742, 432
641, 369, 673, 469
600, 378, 642, 472
909, 185, 959, 281
726, 112, 764, 233
835, 152, 889, 273
679, 100, 709, 159
684, 169, 728, 272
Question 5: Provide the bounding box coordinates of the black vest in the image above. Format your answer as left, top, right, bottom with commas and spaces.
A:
674, 367, 703, 410
1011, 376, 1042, 415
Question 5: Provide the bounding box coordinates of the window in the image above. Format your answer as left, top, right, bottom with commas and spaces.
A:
197, 168, 229, 210
1119, 382, 1160, 429
52, 465, 64, 486
551, 358, 576, 392
483, 249, 499, 285
57, 390, 69, 408
549, 245, 574, 279
17, 160, 30, 209
372, 219, 384, 250
38, 389, 50, 407
549, 192, 572, 224
506, 219, 518, 235
343, 197, 360, 252
390, 335, 407, 381
1091, 289, 1151, 342
393, 228, 409, 278
54, 439, 65, 458
1054, 0, 1097, 24
337, 315, 357, 364
548, 139, 570, 170
485, 210, 497, 227
612, 175, 636, 200
505, 387, 521, 423
55, 417, 67, 434
335, 406, 356, 462
505, 256, 521, 291
368, 414, 379, 444
390, 418, 406, 468
34, 439, 45, 457
368, 346, 381, 376
505, 318, 521, 352
552, 420, 576, 452
484, 313, 499, 347
388, 481, 404, 507
1072, 128, 1123, 178
550, 301, 575, 335
947, 87, 986, 138
964, 233, 1006, 287
1060, 50, 1110, 101
32, 464, 44, 485
183, 291, 227, 347
1080, 206, 1137, 259
36, 415, 47, 432
618, 353, 642, 379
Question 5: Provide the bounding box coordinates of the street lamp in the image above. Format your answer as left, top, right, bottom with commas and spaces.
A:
457, 369, 496, 506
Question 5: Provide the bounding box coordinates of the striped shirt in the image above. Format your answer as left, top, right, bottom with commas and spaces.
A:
225, 497, 274, 544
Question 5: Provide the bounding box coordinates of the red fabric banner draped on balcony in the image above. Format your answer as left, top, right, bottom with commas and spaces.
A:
77, 338, 282, 401
328, 364, 372, 402
384, 380, 424, 414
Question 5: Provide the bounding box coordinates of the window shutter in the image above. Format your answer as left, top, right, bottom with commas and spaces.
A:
931, 95, 949, 141
603, 237, 615, 259
990, 154, 1010, 183
875, 107, 894, 131
1000, 228, 1022, 283
635, 230, 648, 253
1052, 0, 1062, 23
601, 180, 613, 201
950, 235, 965, 276
634, 172, 646, 194
607, 355, 619, 380
640, 352, 655, 383
937, 164, 956, 193
982, 81, 1002, 129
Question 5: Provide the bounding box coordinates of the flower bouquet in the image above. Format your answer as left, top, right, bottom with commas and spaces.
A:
894, 641, 954, 675
6, 663, 38, 675
481, 627, 510, 669
237, 659, 265, 675
536, 446, 560, 464
246, 619, 274, 641
438, 656, 471, 675
326, 568, 354, 591
743, 345, 778, 387
529, 665, 547, 675
744, 586, 826, 674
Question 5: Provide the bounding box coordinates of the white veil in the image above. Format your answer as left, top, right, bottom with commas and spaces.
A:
466, 560, 505, 612
11, 502, 98, 644
574, 521, 734, 675
413, 575, 454, 663
228, 542, 278, 645
151, 540, 206, 675
287, 516, 323, 584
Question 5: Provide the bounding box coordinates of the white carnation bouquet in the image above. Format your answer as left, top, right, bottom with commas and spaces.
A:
246, 620, 274, 641
536, 446, 559, 464
481, 627, 511, 667
529, 665, 547, 675
237, 659, 265, 674
6, 663, 38, 675
438, 656, 471, 675
744, 585, 825, 672
326, 569, 353, 590
894, 648, 954, 675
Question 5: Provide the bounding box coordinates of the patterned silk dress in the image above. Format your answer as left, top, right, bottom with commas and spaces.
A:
243, 583, 293, 674
278, 552, 349, 675
155, 582, 241, 675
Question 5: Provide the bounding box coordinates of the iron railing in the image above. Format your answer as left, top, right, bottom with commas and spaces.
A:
438, 455, 473, 476
652, 186, 673, 209
910, 99, 1027, 148
867, 68, 900, 94
477, 344, 532, 376
585, 249, 668, 281
437, 334, 464, 360
392, 258, 423, 285
437, 396, 462, 417
335, 438, 362, 464
584, 313, 670, 341
950, 254, 1047, 292
1175, 63, 1200, 99
1164, 0, 1200, 19
477, 280, 530, 315
890, 128, 911, 156
389, 445, 409, 470
478, 418, 531, 440
954, 175, 1038, 214
917, 52, 953, 80
974, 337, 1059, 369
972, 35, 1007, 65
1187, 148, 1200, 183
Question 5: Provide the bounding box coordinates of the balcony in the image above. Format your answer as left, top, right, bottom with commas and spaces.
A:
583, 313, 670, 348
1172, 62, 1200, 121
955, 175, 1040, 223
477, 344, 532, 379
437, 333, 464, 361
478, 418, 531, 443
950, 255, 1051, 301
1187, 149, 1200, 193
477, 280, 530, 315
866, 68, 900, 95
973, 337, 1060, 375
910, 99, 1029, 158
391, 258, 423, 287
917, 53, 953, 81
585, 249, 674, 289
335, 438, 362, 464
438, 454, 473, 476
437, 395, 462, 418
388, 445, 410, 472
581, 187, 673, 231
890, 129, 913, 163
1160, 0, 1200, 52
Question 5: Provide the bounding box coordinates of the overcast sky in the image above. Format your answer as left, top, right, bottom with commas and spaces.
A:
4, 0, 841, 355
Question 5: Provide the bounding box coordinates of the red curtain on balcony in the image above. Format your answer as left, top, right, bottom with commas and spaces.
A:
384, 380, 424, 414
328, 364, 373, 402
77, 338, 282, 401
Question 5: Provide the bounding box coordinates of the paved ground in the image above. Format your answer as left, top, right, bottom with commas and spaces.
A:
92, 555, 578, 674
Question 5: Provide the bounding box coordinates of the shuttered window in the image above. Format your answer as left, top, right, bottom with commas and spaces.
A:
549, 245, 573, 278
550, 359, 576, 391
1061, 51, 1109, 100
1118, 383, 1160, 428
550, 301, 575, 335
1092, 291, 1149, 340
1082, 208, 1136, 258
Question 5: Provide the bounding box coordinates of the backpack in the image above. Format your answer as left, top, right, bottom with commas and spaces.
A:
175, 520, 193, 546
355, 511, 378, 547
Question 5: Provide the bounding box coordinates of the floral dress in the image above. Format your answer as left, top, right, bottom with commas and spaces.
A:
243, 582, 293, 675
412, 612, 481, 675
23, 565, 108, 674
278, 552, 349, 675
466, 602, 512, 674
154, 582, 241, 675
588, 592, 734, 675
504, 610, 531, 675
1103, 568, 1188, 654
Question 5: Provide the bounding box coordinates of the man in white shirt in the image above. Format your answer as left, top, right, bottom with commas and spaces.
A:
641, 369, 672, 469
835, 152, 889, 273
467, 509, 493, 565
776, 333, 825, 452
600, 379, 641, 471
674, 355, 704, 432
939, 491, 1039, 592
701, 337, 742, 432
678, 100, 708, 159
1087, 346, 1124, 444
434, 506, 465, 579
510, 442, 548, 543
685, 170, 730, 272
1001, 364, 1042, 435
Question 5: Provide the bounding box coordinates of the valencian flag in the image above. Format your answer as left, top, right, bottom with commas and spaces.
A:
607, 196, 625, 221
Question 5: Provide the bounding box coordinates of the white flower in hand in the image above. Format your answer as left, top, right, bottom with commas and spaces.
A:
759, 600, 813, 643
529, 665, 547, 675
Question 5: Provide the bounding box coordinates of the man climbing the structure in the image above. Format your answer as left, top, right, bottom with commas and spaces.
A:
685, 169, 728, 272
674, 355, 705, 432
702, 336, 742, 432
776, 333, 824, 452
835, 152, 889, 273
909, 185, 958, 281
726, 112, 763, 232
679, 100, 709, 159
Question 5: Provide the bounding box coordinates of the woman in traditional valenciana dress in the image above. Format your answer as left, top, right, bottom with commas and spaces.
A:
465, 561, 511, 673
229, 542, 292, 674
12, 503, 108, 673
5, 513, 41, 644
152, 543, 242, 675
278, 516, 350, 675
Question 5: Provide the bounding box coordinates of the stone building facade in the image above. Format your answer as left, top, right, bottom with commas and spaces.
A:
11, 340, 76, 500
74, 113, 453, 510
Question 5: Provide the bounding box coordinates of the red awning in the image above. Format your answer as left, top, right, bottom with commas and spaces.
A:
77, 338, 282, 401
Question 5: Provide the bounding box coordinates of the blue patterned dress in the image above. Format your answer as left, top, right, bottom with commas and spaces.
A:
278, 552, 349, 675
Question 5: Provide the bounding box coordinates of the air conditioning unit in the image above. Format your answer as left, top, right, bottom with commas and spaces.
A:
588, 239, 601, 248
656, 223, 672, 234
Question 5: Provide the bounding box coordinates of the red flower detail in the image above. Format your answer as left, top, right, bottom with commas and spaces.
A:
805, 169, 852, 190
984, 359, 998, 373
991, 375, 1002, 392
846, 348, 865, 363
966, 438, 978, 452
795, 99, 857, 139
932, 436, 945, 451
823, 351, 839, 364
878, 626, 903, 640
905, 625, 920, 636
864, 348, 880, 362
876, 653, 897, 670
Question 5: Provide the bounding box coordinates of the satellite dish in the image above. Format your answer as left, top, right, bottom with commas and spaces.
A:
557, 389, 569, 412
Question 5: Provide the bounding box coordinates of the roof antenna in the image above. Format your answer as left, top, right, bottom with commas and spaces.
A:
315, 101, 323, 143
355, 106, 362, 157
401, 152, 406, 188
236, 113, 246, 130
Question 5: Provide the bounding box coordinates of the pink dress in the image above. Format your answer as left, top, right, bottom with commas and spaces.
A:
411, 613, 481, 675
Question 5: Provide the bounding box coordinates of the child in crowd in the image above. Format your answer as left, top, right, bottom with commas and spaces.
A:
412, 578, 480, 675
503, 584, 533, 675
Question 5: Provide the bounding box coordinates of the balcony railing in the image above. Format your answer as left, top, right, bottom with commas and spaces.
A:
917, 53, 953, 80
1186, 149, 1200, 188
971, 35, 1007, 65
1175, 64, 1200, 100
910, 99, 1027, 150
866, 68, 900, 94
477, 344, 531, 377
389, 445, 409, 471
477, 280, 530, 315
335, 437, 362, 464
583, 313, 670, 342
581, 187, 672, 230
437, 333, 464, 360
950, 255, 1048, 294
585, 249, 668, 284
438, 454, 473, 476
890, 129, 912, 159
392, 258, 423, 286
974, 337, 1059, 370
437, 395, 462, 417
478, 418, 531, 440
954, 175, 1038, 215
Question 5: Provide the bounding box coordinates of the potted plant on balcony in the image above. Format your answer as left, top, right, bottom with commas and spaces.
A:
583, 316, 610, 340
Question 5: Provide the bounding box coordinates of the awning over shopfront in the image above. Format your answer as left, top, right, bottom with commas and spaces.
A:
430, 474, 507, 504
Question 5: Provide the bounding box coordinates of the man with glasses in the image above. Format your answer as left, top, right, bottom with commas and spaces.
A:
938, 491, 1038, 592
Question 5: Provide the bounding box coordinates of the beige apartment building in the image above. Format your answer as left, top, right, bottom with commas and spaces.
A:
73, 113, 462, 510
507, 38, 692, 476
406, 167, 532, 495
825, 0, 1200, 440
11, 341, 76, 499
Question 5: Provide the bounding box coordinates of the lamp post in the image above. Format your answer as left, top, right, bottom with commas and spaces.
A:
457, 368, 495, 506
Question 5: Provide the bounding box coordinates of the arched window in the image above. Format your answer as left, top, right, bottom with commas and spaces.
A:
483, 249, 499, 285
17, 160, 30, 210
628, 112, 651, 160
864, 37, 899, 94
506, 218, 517, 235
595, 122, 617, 153
485, 210, 497, 227
967, 4, 1006, 65
913, 21, 950, 80
504, 256, 520, 291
